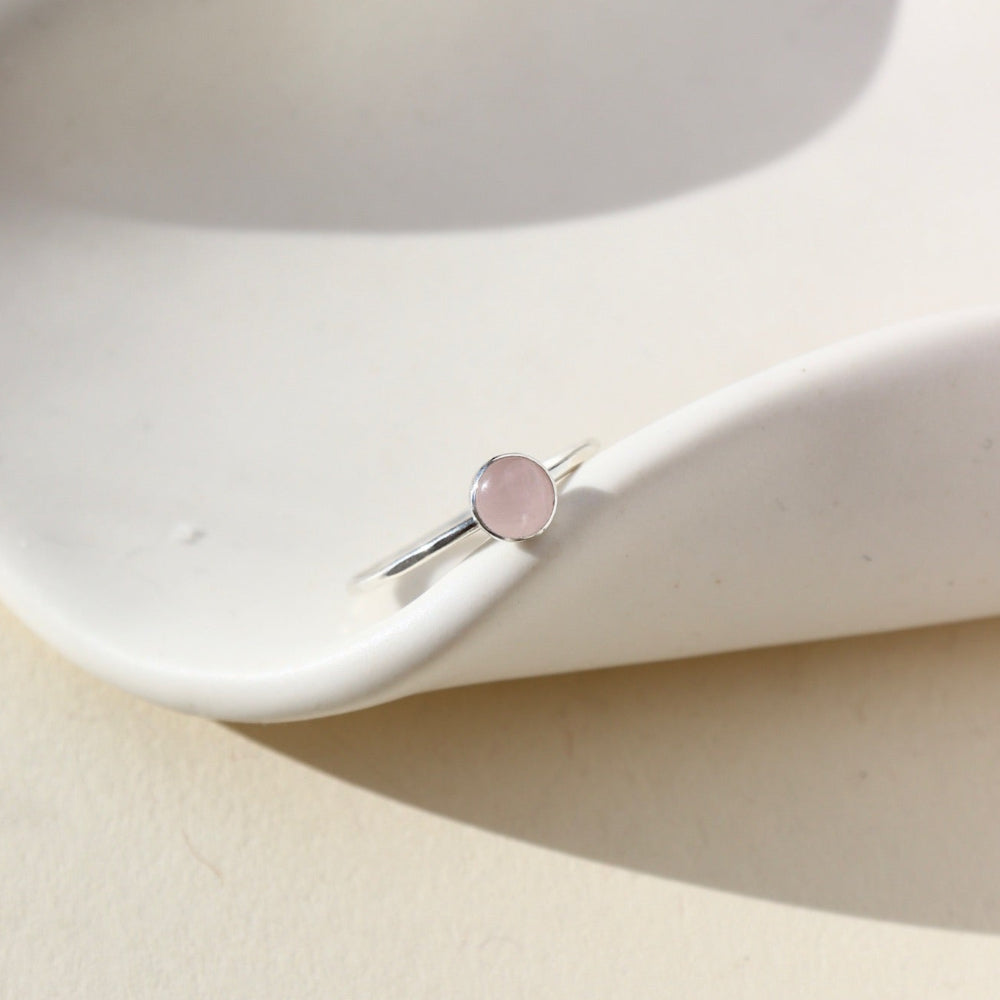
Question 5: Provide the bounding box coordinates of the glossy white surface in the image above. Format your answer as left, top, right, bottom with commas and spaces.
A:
1, 0, 1000, 721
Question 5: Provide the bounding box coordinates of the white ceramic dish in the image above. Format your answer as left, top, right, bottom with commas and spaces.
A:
2, 0, 1000, 720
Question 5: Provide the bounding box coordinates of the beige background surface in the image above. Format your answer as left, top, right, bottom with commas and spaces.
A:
5, 603, 1000, 996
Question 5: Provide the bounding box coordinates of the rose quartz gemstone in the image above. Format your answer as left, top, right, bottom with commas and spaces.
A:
472, 455, 556, 540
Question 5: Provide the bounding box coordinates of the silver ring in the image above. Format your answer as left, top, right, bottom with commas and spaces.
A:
349, 439, 599, 592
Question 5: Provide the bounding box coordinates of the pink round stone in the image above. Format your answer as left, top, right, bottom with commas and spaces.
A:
472, 455, 556, 540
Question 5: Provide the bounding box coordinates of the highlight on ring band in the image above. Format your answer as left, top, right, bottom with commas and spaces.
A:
349, 439, 599, 592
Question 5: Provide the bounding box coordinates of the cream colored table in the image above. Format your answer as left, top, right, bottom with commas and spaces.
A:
5, 610, 1000, 996
4, 0, 1000, 993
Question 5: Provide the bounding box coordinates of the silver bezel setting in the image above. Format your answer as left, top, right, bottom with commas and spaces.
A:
469, 452, 558, 541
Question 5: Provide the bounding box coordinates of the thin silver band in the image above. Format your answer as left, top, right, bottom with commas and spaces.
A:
349, 439, 599, 592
